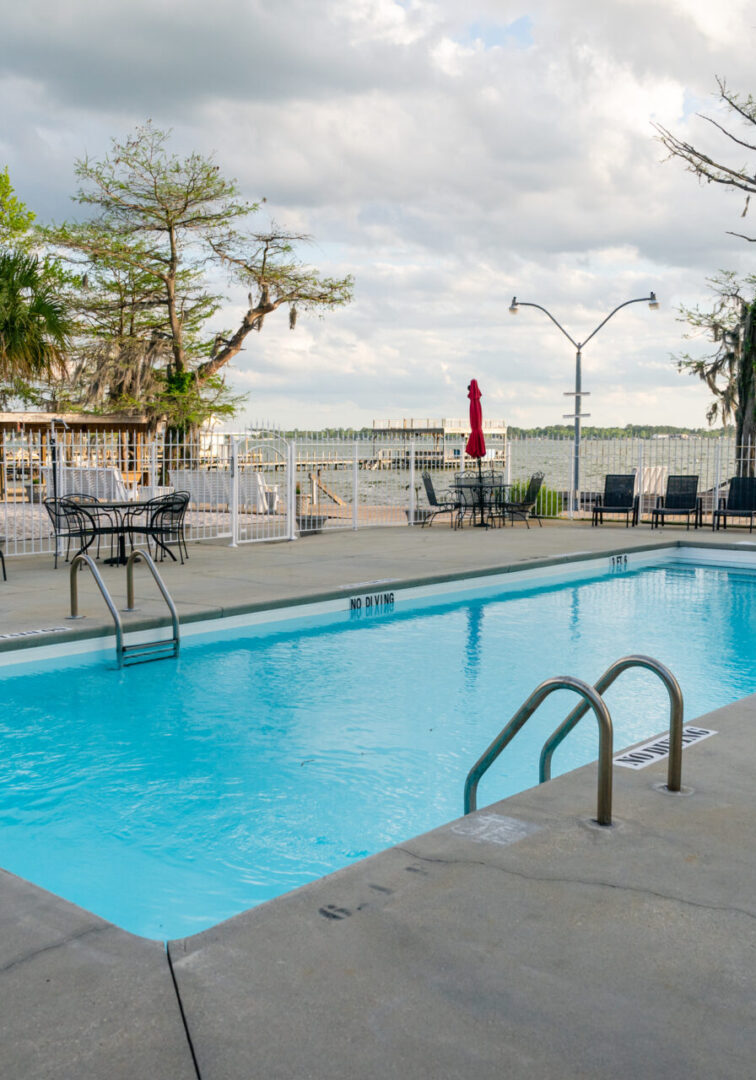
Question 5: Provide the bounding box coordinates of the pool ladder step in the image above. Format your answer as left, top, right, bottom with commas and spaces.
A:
463, 656, 684, 827
68, 549, 180, 668
121, 637, 179, 666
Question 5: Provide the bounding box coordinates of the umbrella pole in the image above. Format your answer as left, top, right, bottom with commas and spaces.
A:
475, 456, 487, 527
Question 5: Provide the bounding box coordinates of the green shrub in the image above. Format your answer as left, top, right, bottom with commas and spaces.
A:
507, 480, 562, 519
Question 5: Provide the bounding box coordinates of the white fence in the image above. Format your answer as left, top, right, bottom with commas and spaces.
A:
0, 427, 748, 559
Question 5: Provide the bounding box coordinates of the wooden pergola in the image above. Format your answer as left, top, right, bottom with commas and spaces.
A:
0, 413, 157, 497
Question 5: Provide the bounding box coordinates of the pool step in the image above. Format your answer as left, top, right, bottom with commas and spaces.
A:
121, 638, 179, 666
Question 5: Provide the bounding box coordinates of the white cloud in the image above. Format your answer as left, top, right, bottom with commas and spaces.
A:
0, 0, 752, 429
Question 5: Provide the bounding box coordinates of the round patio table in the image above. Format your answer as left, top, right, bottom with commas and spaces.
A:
453, 476, 509, 528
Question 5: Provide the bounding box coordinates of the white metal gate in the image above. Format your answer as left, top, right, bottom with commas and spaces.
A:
232, 435, 293, 544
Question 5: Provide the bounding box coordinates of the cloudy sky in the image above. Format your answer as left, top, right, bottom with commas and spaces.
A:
1, 0, 754, 430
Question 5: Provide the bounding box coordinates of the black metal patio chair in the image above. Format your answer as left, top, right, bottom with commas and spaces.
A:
43, 497, 67, 568
591, 474, 638, 527
498, 472, 544, 528
128, 491, 190, 563
453, 482, 482, 528
62, 493, 118, 557
44, 497, 104, 567
53, 499, 110, 566
651, 474, 701, 530
712, 476, 756, 532
420, 471, 461, 528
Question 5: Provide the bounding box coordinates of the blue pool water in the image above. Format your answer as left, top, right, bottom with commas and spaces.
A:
1, 560, 756, 940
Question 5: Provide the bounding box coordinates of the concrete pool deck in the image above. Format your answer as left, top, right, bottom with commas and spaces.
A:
2, 521, 756, 1078
2, 517, 755, 650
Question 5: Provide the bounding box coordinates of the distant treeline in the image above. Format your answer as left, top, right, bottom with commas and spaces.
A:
507, 424, 732, 439
278, 427, 374, 438
275, 424, 732, 439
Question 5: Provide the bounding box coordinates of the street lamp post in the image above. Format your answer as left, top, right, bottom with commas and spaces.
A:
509, 293, 659, 513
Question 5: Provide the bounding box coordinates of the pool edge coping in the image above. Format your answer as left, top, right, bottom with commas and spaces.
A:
0, 537, 737, 660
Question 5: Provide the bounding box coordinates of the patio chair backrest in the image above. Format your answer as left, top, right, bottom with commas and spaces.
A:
60, 498, 95, 523
603, 474, 635, 508
144, 492, 189, 548
43, 496, 67, 534
59, 499, 98, 548
664, 474, 699, 510
255, 472, 279, 512
727, 476, 756, 511
148, 491, 189, 526
421, 471, 440, 508
458, 486, 478, 511
170, 469, 231, 509
238, 471, 279, 513
41, 466, 129, 501
632, 465, 668, 496
522, 471, 545, 507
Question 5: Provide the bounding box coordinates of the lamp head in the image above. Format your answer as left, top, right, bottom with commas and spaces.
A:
509, 296, 518, 314
648, 291, 660, 310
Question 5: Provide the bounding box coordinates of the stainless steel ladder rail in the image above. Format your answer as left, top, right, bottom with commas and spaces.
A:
464, 676, 614, 825
121, 549, 180, 666
68, 549, 180, 667
539, 655, 683, 793
68, 553, 124, 657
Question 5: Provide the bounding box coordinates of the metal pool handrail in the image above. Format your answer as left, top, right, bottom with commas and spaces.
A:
539, 655, 684, 793
463, 676, 614, 826
67, 549, 180, 667
125, 549, 180, 648
68, 552, 124, 657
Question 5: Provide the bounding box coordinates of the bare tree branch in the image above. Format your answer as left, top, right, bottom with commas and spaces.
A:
654, 78, 756, 233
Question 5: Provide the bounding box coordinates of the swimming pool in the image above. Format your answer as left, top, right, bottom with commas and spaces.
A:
2, 551, 755, 940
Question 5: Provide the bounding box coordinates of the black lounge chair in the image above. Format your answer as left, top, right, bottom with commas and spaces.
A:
498, 472, 544, 528
713, 476, 756, 532
420, 471, 460, 528
651, 474, 701, 530
592, 474, 637, 527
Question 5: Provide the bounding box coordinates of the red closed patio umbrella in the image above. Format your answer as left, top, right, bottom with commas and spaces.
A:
466, 379, 487, 525
466, 379, 486, 459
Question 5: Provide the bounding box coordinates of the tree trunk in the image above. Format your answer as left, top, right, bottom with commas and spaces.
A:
737, 303, 756, 477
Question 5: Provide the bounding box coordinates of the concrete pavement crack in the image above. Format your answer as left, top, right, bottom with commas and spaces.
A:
0, 923, 108, 976
396, 846, 756, 923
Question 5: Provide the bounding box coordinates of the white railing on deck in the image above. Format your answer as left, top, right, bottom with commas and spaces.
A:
0, 426, 747, 557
